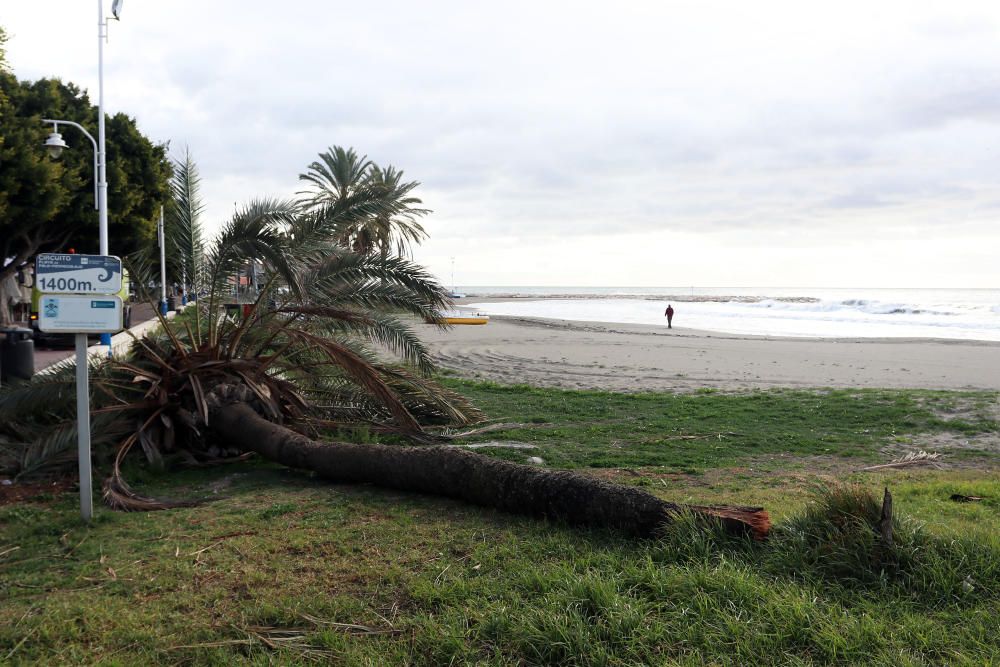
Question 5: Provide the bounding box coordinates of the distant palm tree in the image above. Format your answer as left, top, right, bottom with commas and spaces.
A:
165, 148, 205, 298
298, 147, 429, 259
365, 164, 429, 260
298, 146, 372, 209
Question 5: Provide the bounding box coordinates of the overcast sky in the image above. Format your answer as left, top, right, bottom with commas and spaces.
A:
4, 1, 999, 288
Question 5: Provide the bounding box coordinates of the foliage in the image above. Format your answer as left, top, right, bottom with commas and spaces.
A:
0, 197, 477, 503
298, 146, 429, 258
0, 72, 171, 284
164, 147, 205, 294
0, 73, 67, 273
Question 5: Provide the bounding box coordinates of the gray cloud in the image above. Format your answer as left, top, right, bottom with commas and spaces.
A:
4, 0, 1000, 286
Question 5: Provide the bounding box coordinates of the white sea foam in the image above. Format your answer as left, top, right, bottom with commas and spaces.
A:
462, 287, 1000, 341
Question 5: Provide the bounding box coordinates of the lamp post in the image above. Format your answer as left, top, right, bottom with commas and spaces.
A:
96, 0, 123, 351
42, 120, 100, 211
95, 0, 124, 250
41, 118, 114, 361
42, 1, 123, 354
158, 206, 167, 315
36, 1, 125, 521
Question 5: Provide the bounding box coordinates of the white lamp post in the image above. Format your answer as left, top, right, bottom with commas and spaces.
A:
96, 0, 124, 257
37, 1, 125, 521
46, 2, 124, 352
44, 0, 123, 253
158, 206, 167, 315
41, 120, 101, 211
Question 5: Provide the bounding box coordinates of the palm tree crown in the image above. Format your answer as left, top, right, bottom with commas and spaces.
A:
298, 146, 429, 259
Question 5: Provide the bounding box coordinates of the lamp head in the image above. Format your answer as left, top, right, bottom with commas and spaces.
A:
44, 131, 68, 159
111, 0, 124, 20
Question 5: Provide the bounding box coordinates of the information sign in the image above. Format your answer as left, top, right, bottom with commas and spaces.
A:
37, 295, 123, 333
35, 253, 122, 295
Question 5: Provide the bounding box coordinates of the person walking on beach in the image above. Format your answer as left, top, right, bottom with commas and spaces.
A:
664, 304, 674, 328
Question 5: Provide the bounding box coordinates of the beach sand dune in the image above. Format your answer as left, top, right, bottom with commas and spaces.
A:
420, 315, 1000, 392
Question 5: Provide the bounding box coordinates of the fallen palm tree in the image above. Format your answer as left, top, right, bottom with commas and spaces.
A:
0, 152, 771, 540
208, 394, 770, 539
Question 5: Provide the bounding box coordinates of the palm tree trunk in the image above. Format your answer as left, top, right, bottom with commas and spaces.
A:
210, 402, 771, 539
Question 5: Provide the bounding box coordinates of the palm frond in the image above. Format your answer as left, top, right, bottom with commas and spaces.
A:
166, 147, 206, 295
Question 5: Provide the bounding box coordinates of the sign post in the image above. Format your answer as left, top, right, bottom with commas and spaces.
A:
36, 253, 123, 521
74, 333, 93, 520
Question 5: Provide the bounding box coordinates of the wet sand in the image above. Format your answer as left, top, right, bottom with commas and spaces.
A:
419, 310, 1000, 392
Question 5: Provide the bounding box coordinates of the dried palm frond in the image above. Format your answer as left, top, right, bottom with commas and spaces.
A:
859, 451, 944, 472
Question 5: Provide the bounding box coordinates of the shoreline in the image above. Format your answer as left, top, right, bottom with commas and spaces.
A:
455, 295, 1000, 344
462, 293, 823, 303
420, 307, 1000, 393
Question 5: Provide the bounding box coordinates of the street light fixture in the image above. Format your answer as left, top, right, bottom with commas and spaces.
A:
41, 0, 120, 255
41, 119, 101, 211
43, 130, 68, 159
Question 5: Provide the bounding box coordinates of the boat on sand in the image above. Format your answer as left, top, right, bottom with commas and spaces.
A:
427, 309, 489, 325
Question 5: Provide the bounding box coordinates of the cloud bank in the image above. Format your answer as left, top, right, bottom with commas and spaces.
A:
5, 1, 999, 286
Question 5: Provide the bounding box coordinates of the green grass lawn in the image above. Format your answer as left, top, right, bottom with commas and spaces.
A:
2, 382, 998, 665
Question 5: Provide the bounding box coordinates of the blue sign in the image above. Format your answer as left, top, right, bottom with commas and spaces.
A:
35, 253, 122, 295
38, 295, 123, 334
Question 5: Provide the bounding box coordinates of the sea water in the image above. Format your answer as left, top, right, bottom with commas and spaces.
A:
463, 287, 1000, 341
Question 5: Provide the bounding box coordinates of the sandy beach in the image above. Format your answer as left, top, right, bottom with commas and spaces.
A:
419, 307, 1000, 392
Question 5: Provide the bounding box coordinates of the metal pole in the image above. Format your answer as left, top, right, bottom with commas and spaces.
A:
96, 0, 108, 256
75, 333, 93, 521
159, 206, 167, 314
97, 0, 113, 355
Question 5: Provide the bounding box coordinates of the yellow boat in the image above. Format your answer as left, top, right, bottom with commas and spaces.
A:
428, 310, 490, 325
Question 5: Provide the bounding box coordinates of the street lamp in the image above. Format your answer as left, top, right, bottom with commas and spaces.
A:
41, 2, 124, 355
41, 119, 101, 213
43, 1, 121, 257
43, 130, 69, 159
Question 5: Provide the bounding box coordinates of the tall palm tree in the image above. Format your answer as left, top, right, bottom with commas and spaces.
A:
298, 146, 372, 211
298, 147, 429, 259
165, 148, 205, 298
365, 164, 429, 260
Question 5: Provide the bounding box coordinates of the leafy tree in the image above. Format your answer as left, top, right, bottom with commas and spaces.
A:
0, 26, 8, 71
0, 75, 69, 288
0, 72, 171, 291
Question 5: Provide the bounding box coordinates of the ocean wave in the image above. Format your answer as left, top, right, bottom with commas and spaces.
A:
465, 292, 821, 304
744, 298, 967, 317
